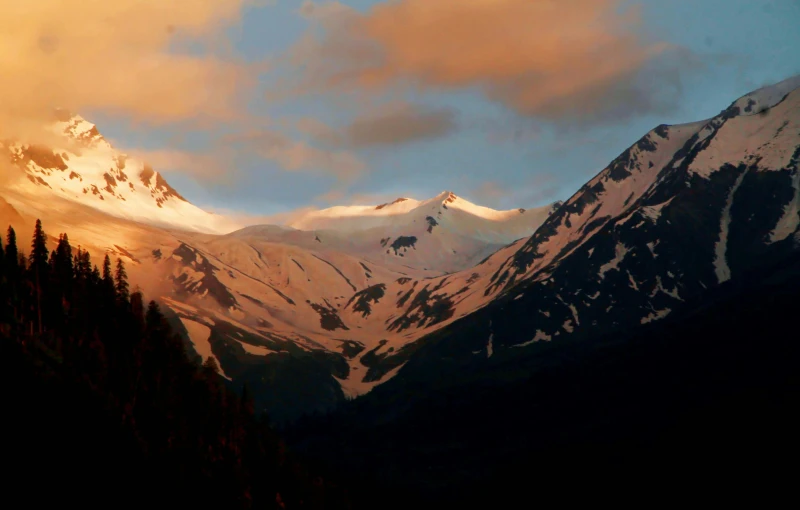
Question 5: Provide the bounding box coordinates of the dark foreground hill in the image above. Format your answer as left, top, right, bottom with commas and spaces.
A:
0, 220, 350, 510
286, 251, 800, 508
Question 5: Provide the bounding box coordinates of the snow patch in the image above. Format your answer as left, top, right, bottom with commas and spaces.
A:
180, 318, 231, 380
599, 243, 629, 279
514, 330, 552, 347
641, 308, 671, 324
770, 168, 800, 243
714, 171, 748, 283
335, 362, 408, 400
238, 341, 277, 356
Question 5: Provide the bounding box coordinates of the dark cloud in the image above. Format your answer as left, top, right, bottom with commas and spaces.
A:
299, 103, 458, 149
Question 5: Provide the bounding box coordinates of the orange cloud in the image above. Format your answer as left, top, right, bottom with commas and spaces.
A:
118, 147, 237, 183
0, 0, 258, 144
297, 103, 457, 148
290, 0, 673, 122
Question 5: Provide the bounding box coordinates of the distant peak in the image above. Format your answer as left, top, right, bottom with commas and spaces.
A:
439, 191, 458, 204
375, 197, 409, 210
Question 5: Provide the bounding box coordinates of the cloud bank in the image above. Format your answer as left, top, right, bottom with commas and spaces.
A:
0, 0, 260, 144
289, 0, 682, 124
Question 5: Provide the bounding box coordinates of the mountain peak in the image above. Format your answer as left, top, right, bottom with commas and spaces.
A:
2, 114, 239, 234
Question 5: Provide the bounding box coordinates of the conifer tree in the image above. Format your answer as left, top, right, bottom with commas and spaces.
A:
0, 229, 6, 326
144, 300, 166, 338
54, 234, 74, 283
29, 220, 48, 335
5, 226, 18, 275
131, 291, 145, 333
115, 258, 129, 302
72, 247, 82, 279
29, 219, 49, 274
102, 254, 114, 294
78, 251, 92, 280
203, 356, 221, 377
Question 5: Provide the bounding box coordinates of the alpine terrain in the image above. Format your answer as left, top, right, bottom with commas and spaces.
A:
1, 74, 798, 421
2, 71, 799, 508
1, 111, 559, 421
284, 74, 800, 508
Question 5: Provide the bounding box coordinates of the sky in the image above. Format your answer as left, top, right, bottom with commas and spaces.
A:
3, 0, 800, 221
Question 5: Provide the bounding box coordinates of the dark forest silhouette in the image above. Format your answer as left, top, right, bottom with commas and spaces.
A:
1, 220, 350, 509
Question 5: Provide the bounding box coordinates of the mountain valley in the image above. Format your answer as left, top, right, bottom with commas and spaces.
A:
2, 77, 800, 425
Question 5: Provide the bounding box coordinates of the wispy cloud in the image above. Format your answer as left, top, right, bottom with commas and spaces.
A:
224, 129, 367, 181
465, 174, 563, 209
297, 103, 458, 149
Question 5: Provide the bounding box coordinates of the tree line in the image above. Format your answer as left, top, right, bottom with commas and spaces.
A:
0, 219, 351, 509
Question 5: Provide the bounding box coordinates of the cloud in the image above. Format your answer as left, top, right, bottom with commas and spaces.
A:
0, 0, 259, 145
288, 0, 686, 124
243, 206, 322, 227
224, 129, 367, 181
198, 204, 317, 228
297, 103, 458, 148
117, 147, 237, 183
468, 182, 508, 208
465, 174, 563, 209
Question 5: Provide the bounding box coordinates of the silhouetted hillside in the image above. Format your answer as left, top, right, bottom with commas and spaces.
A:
287, 252, 800, 508
0, 220, 351, 510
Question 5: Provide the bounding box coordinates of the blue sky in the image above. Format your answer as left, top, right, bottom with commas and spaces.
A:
90, 0, 800, 218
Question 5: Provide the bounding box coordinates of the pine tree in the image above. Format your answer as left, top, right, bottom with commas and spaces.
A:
78, 250, 92, 280
29, 219, 49, 274
0, 229, 6, 328
5, 227, 18, 275
29, 220, 49, 335
54, 234, 74, 283
202, 356, 221, 377
145, 300, 166, 337
115, 258, 129, 302
131, 291, 145, 331
102, 255, 113, 289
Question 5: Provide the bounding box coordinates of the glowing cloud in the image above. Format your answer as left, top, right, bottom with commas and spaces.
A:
290, 0, 675, 123
0, 0, 257, 143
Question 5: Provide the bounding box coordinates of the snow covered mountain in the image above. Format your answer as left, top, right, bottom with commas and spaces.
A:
288, 191, 555, 244
0, 113, 548, 416
273, 191, 558, 273
358, 74, 800, 387
2, 75, 798, 423
0, 111, 240, 234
